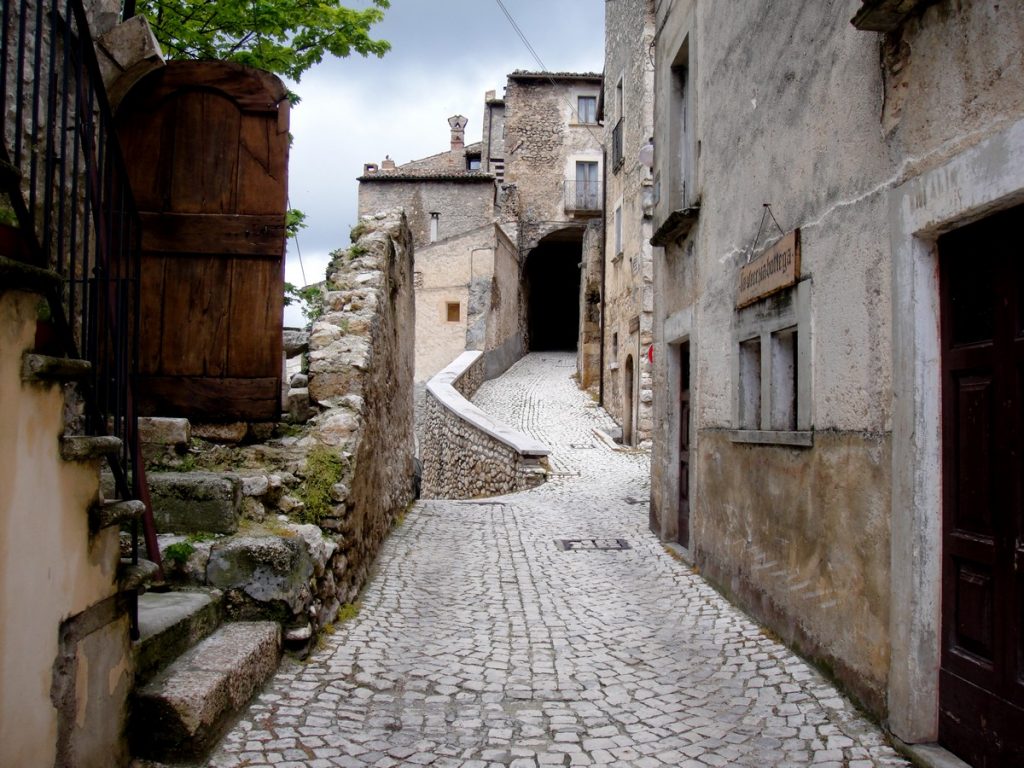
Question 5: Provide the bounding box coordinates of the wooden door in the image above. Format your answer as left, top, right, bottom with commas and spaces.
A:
938, 204, 1024, 767
678, 342, 690, 547
624, 354, 634, 446
116, 61, 289, 421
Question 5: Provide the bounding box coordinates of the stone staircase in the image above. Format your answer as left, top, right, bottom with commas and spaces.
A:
129, 589, 281, 763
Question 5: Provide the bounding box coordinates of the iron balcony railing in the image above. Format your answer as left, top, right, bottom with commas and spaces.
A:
2, 0, 161, 632
563, 180, 603, 214
611, 118, 624, 171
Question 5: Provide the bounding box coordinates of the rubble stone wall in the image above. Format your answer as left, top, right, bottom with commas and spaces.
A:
421, 351, 548, 499
305, 210, 416, 618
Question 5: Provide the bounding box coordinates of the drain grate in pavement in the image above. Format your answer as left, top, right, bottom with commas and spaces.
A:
555, 538, 631, 551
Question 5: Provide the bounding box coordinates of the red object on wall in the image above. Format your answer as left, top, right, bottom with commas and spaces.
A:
648, 344, 654, 364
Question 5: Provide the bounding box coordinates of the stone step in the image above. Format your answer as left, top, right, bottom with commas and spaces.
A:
147, 471, 241, 535
118, 558, 160, 593
134, 590, 223, 686
130, 621, 281, 762
21, 352, 92, 383
90, 498, 145, 532
61, 434, 122, 462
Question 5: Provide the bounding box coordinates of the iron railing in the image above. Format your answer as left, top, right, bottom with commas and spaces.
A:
1, 0, 161, 632
611, 118, 624, 171
563, 179, 603, 214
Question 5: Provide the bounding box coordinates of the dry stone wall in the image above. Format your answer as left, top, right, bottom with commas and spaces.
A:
421, 351, 548, 499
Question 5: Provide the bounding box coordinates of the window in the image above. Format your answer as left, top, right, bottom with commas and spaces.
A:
738, 337, 761, 430
770, 327, 797, 431
615, 78, 623, 120
577, 95, 597, 124
731, 282, 811, 444
446, 302, 460, 322
429, 212, 439, 243
466, 155, 481, 171
614, 205, 623, 256
669, 38, 693, 210
575, 161, 599, 210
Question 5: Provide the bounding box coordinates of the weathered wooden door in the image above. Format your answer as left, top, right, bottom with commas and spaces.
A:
677, 342, 690, 547
938, 204, 1024, 767
116, 61, 289, 421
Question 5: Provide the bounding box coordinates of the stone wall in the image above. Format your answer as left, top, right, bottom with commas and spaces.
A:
358, 177, 494, 252
305, 210, 416, 606
482, 224, 526, 379
601, 0, 655, 445
421, 351, 548, 499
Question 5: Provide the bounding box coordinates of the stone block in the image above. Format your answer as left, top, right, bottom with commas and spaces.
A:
287, 387, 313, 423
206, 536, 314, 620
130, 622, 280, 762
282, 328, 310, 357
192, 422, 248, 444
138, 417, 191, 447
148, 472, 241, 534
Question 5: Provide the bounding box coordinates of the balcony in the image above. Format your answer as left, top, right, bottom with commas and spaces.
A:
563, 180, 603, 216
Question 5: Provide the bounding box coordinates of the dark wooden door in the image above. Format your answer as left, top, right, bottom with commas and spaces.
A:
116, 61, 289, 421
678, 342, 690, 547
938, 204, 1024, 767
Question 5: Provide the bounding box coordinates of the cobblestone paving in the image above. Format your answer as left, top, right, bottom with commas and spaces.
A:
208, 353, 910, 768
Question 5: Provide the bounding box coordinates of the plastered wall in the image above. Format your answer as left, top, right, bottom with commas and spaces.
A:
0, 289, 128, 767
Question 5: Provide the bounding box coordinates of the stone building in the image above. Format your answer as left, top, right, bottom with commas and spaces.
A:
359, 71, 603, 383
645, 1, 1024, 764
594, 0, 656, 446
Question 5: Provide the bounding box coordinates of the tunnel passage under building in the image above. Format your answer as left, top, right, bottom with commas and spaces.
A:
524, 232, 582, 351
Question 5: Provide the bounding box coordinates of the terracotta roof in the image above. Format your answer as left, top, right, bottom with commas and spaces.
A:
508, 70, 602, 82
358, 170, 495, 182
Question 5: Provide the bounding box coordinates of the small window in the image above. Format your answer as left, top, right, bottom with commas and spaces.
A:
738, 337, 762, 430
770, 328, 798, 430
429, 212, 439, 243
446, 302, 460, 322
467, 156, 481, 171
577, 95, 597, 124
615, 79, 624, 120
614, 206, 623, 255
612, 332, 619, 358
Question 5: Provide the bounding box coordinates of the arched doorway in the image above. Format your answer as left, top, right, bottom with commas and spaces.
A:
524, 229, 582, 351
624, 355, 634, 445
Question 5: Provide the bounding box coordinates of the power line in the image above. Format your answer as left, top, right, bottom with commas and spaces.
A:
492, 0, 605, 147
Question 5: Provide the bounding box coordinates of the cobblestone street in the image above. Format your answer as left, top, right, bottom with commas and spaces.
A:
208, 353, 910, 768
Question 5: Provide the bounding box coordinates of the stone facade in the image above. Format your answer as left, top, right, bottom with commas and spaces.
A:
359, 73, 604, 388
421, 352, 548, 499
646, 0, 1024, 755
598, 0, 656, 446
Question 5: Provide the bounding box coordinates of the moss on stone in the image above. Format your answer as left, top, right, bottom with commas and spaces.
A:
299, 445, 345, 524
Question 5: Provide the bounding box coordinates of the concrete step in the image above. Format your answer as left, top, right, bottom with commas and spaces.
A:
129, 621, 281, 762
134, 590, 223, 686
118, 558, 160, 592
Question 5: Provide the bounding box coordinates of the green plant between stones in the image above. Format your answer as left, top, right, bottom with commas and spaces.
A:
299, 444, 344, 524
164, 541, 195, 565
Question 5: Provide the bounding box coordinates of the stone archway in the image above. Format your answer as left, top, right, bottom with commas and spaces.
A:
523, 229, 583, 351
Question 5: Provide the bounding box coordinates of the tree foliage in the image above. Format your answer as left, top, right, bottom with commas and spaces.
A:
137, 0, 390, 81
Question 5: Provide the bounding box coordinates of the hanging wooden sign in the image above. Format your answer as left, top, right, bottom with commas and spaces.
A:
736, 228, 801, 309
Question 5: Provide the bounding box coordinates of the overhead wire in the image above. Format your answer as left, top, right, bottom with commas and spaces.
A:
492, 0, 605, 147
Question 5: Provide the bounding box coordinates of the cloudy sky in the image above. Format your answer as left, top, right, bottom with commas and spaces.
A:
282, 0, 604, 324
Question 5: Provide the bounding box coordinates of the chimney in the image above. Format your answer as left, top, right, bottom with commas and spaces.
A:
363, 163, 378, 175
381, 155, 396, 171
485, 90, 496, 102
448, 115, 468, 152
